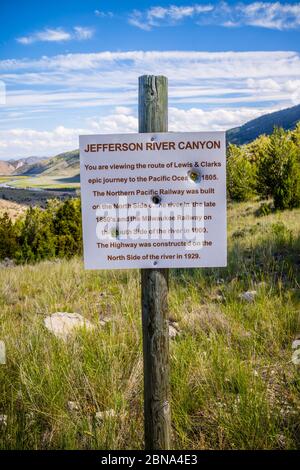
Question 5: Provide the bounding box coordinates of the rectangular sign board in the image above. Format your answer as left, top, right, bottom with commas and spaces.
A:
79, 131, 226, 270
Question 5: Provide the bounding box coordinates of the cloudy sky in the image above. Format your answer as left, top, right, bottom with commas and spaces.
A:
0, 0, 300, 159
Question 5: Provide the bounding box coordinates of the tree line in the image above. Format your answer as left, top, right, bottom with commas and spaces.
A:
227, 124, 300, 209
0, 199, 82, 263
0, 124, 299, 263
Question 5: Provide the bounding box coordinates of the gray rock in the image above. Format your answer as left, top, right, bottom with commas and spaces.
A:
0, 258, 15, 268
95, 409, 116, 421
44, 312, 95, 340
239, 290, 257, 302
67, 401, 80, 412
169, 321, 180, 339
0, 414, 7, 428
292, 339, 300, 349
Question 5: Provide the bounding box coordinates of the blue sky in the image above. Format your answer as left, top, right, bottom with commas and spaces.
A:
0, 0, 300, 158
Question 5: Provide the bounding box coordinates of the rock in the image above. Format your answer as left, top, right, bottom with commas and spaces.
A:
292, 349, 300, 365
0, 340, 5, 364
95, 409, 116, 421
239, 290, 257, 302
276, 434, 287, 449
0, 414, 7, 428
67, 401, 80, 412
99, 315, 113, 326
292, 339, 300, 349
0, 258, 15, 268
44, 312, 95, 340
169, 320, 180, 339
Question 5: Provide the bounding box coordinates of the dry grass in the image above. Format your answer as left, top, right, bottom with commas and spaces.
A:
0, 199, 27, 220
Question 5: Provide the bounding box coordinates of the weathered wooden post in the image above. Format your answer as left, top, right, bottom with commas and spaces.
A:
139, 75, 171, 450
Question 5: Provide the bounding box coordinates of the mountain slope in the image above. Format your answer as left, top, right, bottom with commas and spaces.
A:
0, 160, 15, 175
0, 156, 48, 175
227, 103, 300, 145
13, 150, 79, 177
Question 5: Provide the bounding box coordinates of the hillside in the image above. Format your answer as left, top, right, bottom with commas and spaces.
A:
0, 156, 48, 176
0, 160, 15, 175
227, 104, 300, 145
13, 149, 79, 177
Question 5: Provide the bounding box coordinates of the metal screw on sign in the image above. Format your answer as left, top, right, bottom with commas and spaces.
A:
188, 169, 201, 183
151, 195, 162, 205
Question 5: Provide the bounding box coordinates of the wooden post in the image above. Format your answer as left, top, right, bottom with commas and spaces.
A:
139, 75, 171, 450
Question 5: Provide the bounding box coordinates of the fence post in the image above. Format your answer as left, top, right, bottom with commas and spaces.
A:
138, 75, 171, 450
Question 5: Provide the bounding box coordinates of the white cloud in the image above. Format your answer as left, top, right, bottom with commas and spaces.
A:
168, 106, 270, 131
237, 2, 300, 30
94, 10, 113, 18
1, 49, 300, 157
87, 107, 138, 134
129, 4, 213, 30
128, 2, 300, 31
17, 28, 72, 45
73, 27, 94, 40
1, 51, 299, 112
0, 125, 89, 158
16, 26, 93, 45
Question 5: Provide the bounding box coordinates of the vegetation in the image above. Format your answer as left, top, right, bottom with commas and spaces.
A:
0, 125, 299, 449
0, 201, 299, 449
226, 144, 255, 201
0, 199, 82, 263
227, 125, 300, 210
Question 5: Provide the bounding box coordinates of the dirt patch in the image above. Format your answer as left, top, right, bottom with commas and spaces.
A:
0, 199, 27, 220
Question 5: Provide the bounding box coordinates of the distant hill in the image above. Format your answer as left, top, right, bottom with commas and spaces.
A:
227, 104, 300, 145
13, 150, 79, 178
0, 156, 48, 175
0, 160, 15, 175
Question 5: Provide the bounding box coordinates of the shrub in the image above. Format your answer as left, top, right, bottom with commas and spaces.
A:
0, 198, 83, 263
256, 127, 300, 210
16, 206, 56, 262
227, 144, 255, 201
53, 199, 82, 258
0, 212, 19, 259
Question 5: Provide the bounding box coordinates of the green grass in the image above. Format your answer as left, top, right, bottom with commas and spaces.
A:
0, 201, 300, 449
3, 175, 80, 191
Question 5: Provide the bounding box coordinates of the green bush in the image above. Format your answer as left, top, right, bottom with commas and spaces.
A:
0, 198, 82, 263
256, 127, 300, 210
0, 212, 19, 259
53, 199, 82, 258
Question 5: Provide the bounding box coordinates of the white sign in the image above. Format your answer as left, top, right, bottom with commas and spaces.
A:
79, 132, 226, 270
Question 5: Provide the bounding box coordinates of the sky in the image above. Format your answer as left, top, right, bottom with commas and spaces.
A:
0, 0, 300, 159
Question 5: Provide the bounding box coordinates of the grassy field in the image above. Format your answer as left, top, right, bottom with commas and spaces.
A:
0, 175, 80, 191
0, 201, 299, 450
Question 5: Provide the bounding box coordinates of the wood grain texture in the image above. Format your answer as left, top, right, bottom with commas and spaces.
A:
139, 75, 171, 450
138, 75, 168, 133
